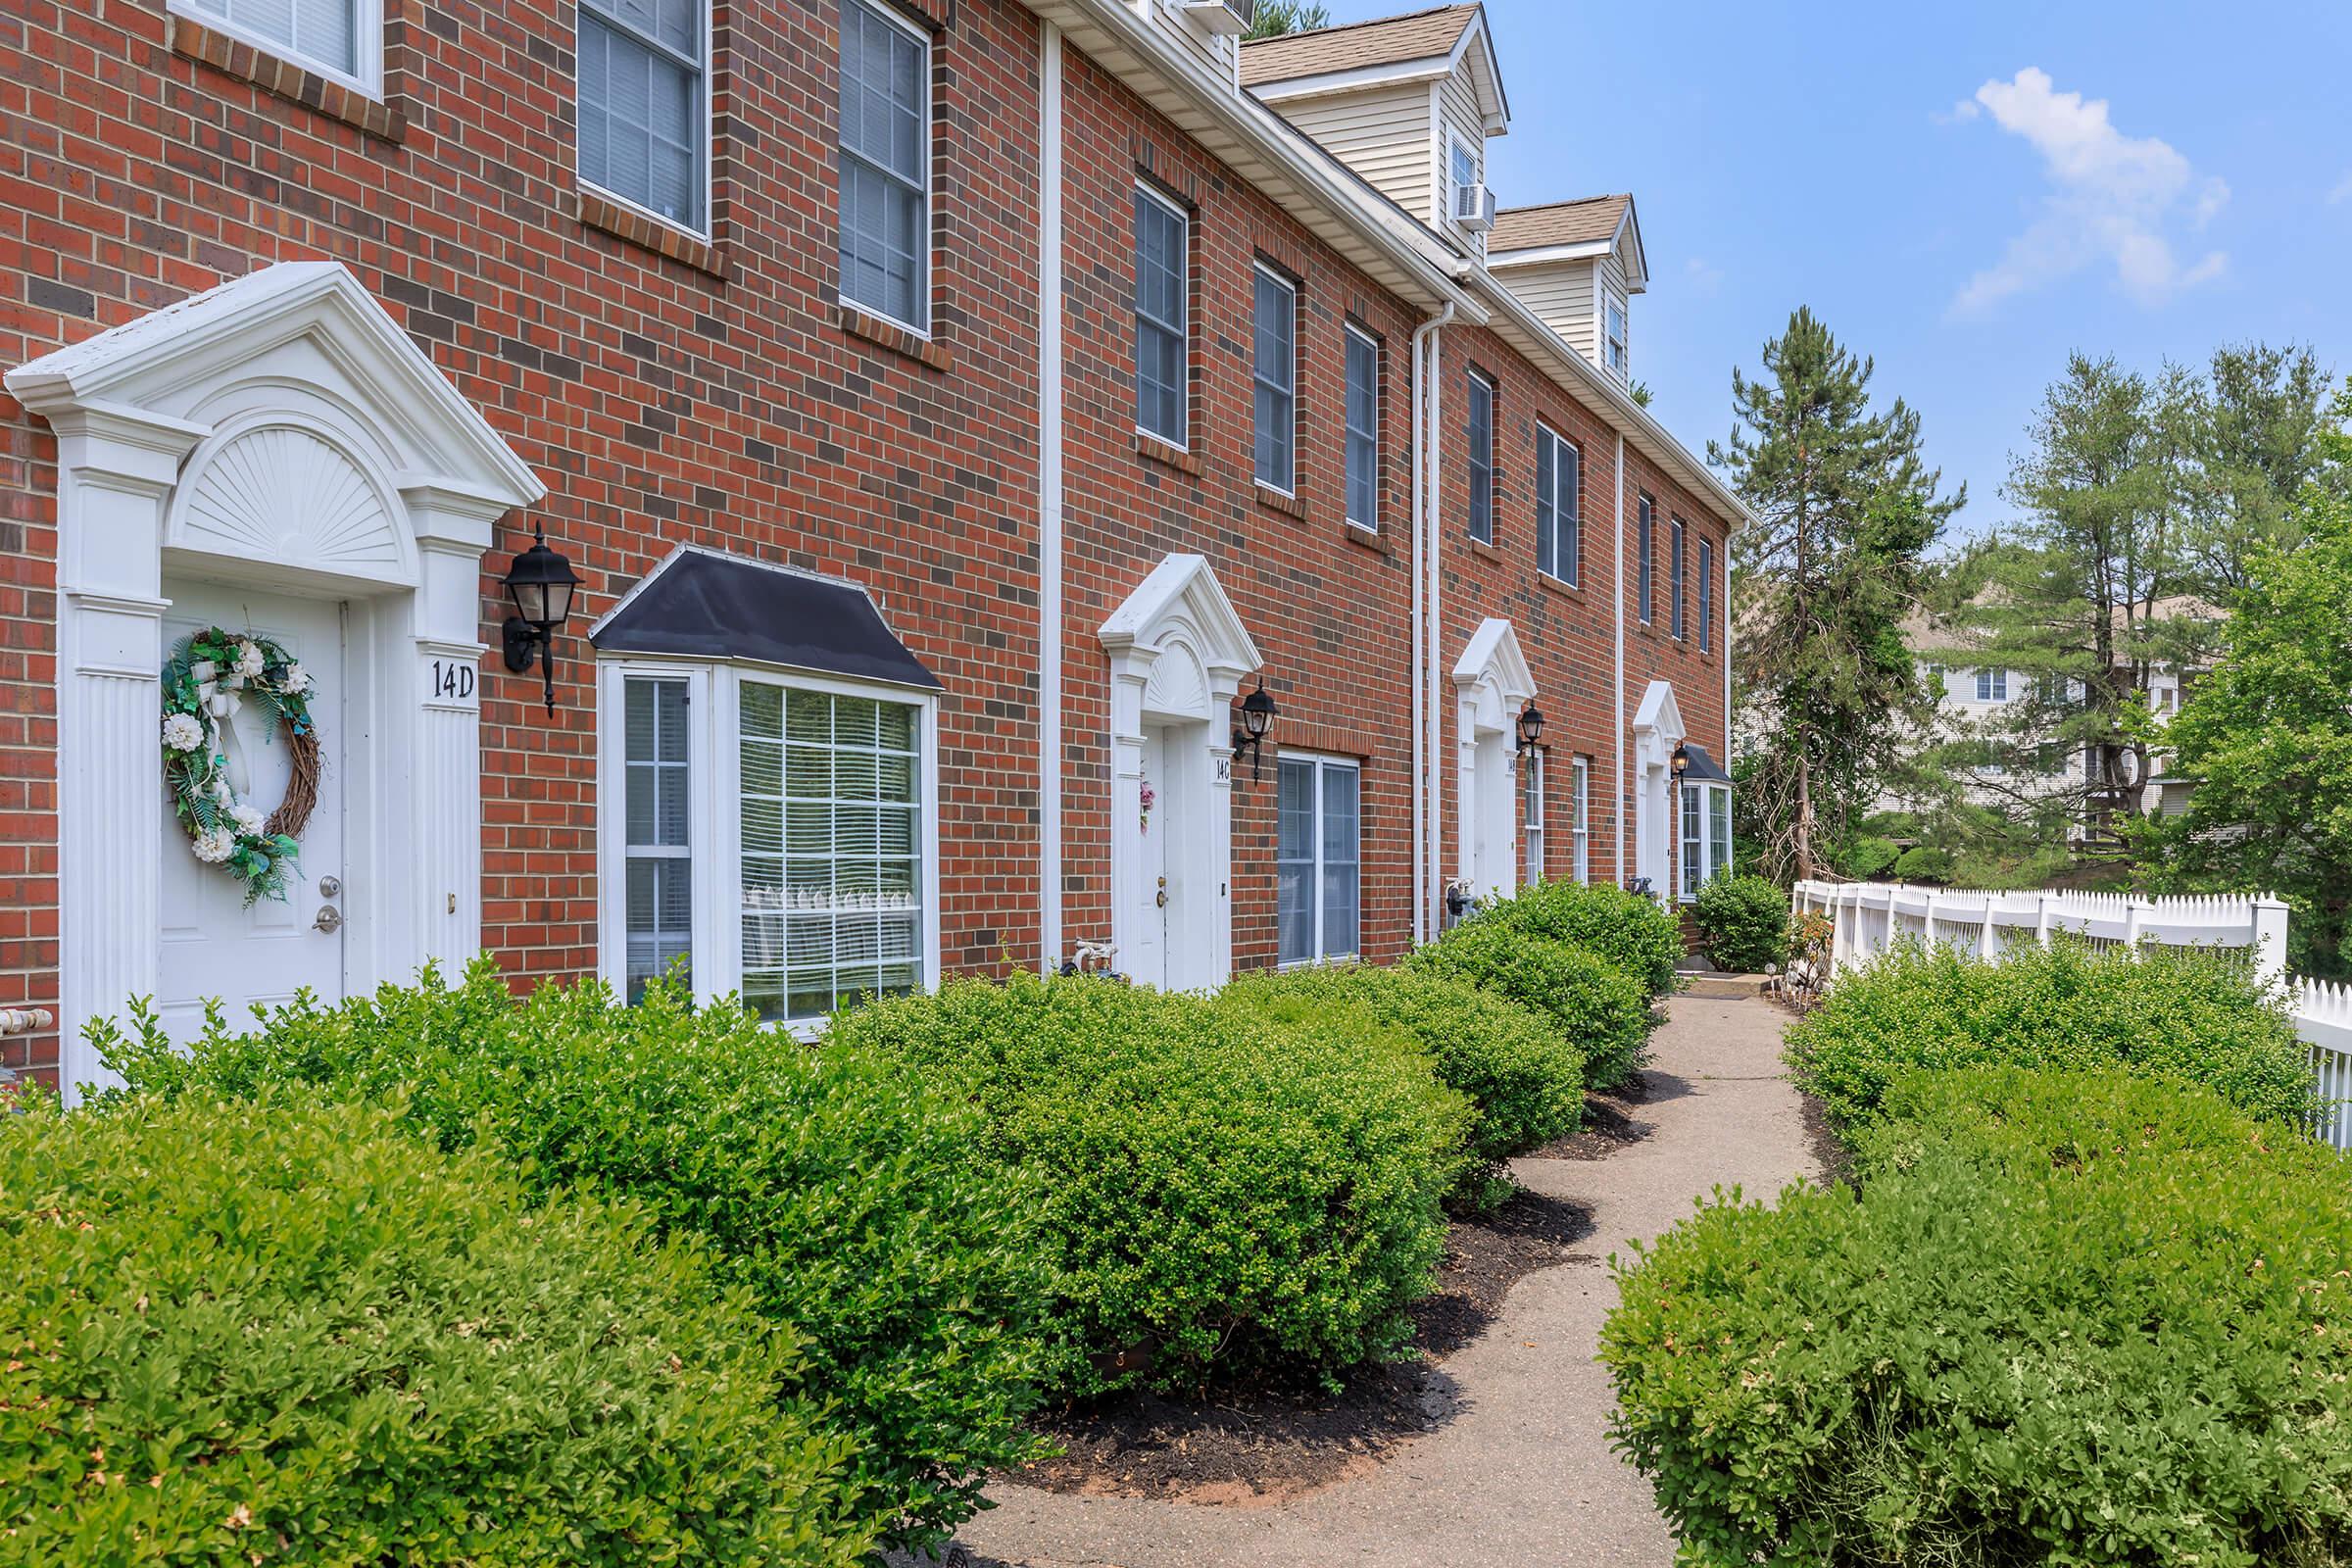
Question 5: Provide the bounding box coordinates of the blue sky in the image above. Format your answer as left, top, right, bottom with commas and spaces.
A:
1333, 1, 2352, 539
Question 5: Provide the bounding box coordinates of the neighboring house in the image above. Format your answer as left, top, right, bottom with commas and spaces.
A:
0, 0, 1743, 1098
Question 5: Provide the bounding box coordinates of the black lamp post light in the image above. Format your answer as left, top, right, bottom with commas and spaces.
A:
1516, 699, 1545, 753
1671, 740, 1690, 780
1232, 676, 1279, 781
501, 522, 580, 716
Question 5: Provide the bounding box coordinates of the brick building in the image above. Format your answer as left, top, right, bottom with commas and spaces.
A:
0, 0, 1742, 1098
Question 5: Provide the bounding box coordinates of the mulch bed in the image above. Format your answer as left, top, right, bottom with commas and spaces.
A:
1525, 1069, 1666, 1160
1006, 1186, 1595, 1504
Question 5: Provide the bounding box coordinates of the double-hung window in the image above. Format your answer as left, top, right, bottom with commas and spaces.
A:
1698, 536, 1716, 653
1636, 493, 1655, 623
1679, 781, 1732, 900
579, 0, 707, 231
1252, 265, 1297, 492
1605, 294, 1630, 379
838, 0, 930, 330
1669, 516, 1687, 639
1277, 756, 1361, 964
1571, 756, 1592, 885
1345, 324, 1382, 529
176, 0, 375, 94
1536, 424, 1580, 585
1976, 667, 2009, 702
1134, 186, 1189, 447
1466, 371, 1495, 544
1523, 748, 1545, 885
603, 662, 936, 1030
1446, 131, 1479, 228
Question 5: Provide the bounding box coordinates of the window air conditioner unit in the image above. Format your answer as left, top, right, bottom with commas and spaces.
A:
1454, 181, 1497, 233
1181, 0, 1253, 36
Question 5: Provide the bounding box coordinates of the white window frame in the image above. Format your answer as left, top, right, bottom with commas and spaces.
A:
1669, 515, 1687, 640
1134, 181, 1191, 449
1679, 780, 1733, 903
1344, 321, 1382, 530
836, 0, 933, 334
1276, 752, 1361, 968
1466, 368, 1495, 544
1571, 755, 1592, 885
1536, 421, 1580, 587
1604, 291, 1630, 378
1636, 492, 1655, 623
1446, 126, 1481, 230
1523, 747, 1545, 886
1697, 535, 1715, 653
1251, 261, 1298, 495
596, 658, 942, 1036
1976, 667, 2009, 702
576, 0, 715, 241
169, 0, 384, 97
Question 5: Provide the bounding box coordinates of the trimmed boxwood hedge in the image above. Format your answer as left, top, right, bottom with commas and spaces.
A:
1605, 1068, 2352, 1567
1470, 879, 1685, 998
96, 963, 1042, 1556
1222, 961, 1583, 1209
831, 971, 1470, 1398
1784, 935, 2315, 1129
1405, 920, 1654, 1092
1690, 873, 1789, 974
0, 1094, 864, 1567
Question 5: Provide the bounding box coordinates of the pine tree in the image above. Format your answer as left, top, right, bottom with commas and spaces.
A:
1244, 1, 1331, 40
1713, 307, 1961, 882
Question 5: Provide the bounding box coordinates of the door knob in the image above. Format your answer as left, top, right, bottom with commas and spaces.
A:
314, 905, 344, 934
318, 876, 342, 899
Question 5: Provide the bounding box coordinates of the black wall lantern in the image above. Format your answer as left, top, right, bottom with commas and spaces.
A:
1233, 676, 1278, 781
1670, 740, 1691, 780
501, 523, 580, 716
1516, 699, 1545, 753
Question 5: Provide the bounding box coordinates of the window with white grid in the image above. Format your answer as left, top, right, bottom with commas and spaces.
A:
839, 0, 929, 329
177, 0, 371, 90
623, 676, 692, 1000
1345, 324, 1381, 528
1523, 747, 1545, 886
1571, 755, 1591, 885
739, 682, 923, 1023
1277, 756, 1360, 965
1252, 265, 1297, 491
1537, 423, 1580, 585
1135, 185, 1189, 446
579, 0, 706, 230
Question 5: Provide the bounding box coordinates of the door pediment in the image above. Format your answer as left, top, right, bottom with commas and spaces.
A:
1099, 553, 1261, 722
1451, 616, 1536, 736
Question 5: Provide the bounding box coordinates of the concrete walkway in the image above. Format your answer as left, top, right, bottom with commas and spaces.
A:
950, 995, 1816, 1568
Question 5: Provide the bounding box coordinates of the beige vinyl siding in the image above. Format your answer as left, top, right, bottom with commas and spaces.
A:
1499, 258, 1599, 363
1148, 0, 1241, 89
1273, 81, 1433, 221
1434, 62, 1486, 253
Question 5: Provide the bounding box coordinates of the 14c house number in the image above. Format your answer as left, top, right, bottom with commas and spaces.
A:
429, 658, 477, 703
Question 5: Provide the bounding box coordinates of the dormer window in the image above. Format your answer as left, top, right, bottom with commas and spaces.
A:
1605, 294, 1630, 378
1448, 134, 1477, 220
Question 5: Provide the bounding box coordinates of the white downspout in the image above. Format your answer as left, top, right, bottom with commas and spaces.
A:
1410, 302, 1453, 945
1038, 22, 1064, 972
1613, 431, 1628, 889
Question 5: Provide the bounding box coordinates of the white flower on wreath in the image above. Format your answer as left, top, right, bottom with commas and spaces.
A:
162, 712, 205, 752
229, 803, 267, 837
233, 641, 266, 678
212, 778, 234, 805
191, 827, 236, 864
282, 662, 312, 696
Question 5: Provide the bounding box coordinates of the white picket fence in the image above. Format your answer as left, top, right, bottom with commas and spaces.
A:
1792, 880, 2352, 1151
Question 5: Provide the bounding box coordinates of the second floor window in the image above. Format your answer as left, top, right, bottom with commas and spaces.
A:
1669, 517, 1687, 639
181, 0, 366, 84
1698, 536, 1715, 653
1252, 266, 1297, 492
1637, 493, 1655, 623
839, 0, 929, 329
580, 0, 706, 231
1134, 186, 1189, 447
1536, 424, 1580, 586
1466, 371, 1494, 544
1976, 667, 2010, 702
1345, 324, 1381, 529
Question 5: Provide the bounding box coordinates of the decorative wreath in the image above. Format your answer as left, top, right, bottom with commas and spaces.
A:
160, 627, 319, 905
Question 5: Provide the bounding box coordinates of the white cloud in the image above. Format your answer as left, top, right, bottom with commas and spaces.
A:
1951, 67, 2228, 315
1684, 256, 1725, 296
2329, 171, 2352, 205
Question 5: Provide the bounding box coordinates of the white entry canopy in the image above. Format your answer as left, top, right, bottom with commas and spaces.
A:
1098, 552, 1262, 722
1632, 677, 1688, 763
1450, 615, 1536, 729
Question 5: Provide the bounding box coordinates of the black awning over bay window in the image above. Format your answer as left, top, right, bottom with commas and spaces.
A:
1678, 742, 1734, 786
589, 547, 942, 691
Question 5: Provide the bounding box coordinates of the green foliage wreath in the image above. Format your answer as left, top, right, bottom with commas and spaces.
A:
160, 627, 318, 904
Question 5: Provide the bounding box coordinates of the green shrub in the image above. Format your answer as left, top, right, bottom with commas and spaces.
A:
0, 1094, 863, 1567
1690, 873, 1790, 973
1406, 921, 1653, 1091
1888, 844, 1953, 882
1222, 962, 1582, 1208
1836, 834, 1901, 880
1605, 1068, 2352, 1567
1473, 878, 1685, 997
830, 971, 1468, 1398
1785, 936, 2314, 1129
97, 962, 1042, 1555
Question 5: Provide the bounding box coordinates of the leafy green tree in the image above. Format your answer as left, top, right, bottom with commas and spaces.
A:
1714, 307, 1960, 881
2133, 391, 2352, 976
2171, 342, 2337, 600
1244, 0, 1331, 39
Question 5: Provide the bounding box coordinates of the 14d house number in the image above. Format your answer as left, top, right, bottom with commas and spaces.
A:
429, 658, 477, 703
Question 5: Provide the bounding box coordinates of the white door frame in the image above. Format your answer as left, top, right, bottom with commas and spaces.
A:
1451, 616, 1536, 906
1098, 555, 1260, 990
1631, 678, 1686, 903
7, 263, 542, 1100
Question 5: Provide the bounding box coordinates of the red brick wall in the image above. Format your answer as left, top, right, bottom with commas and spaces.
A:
0, 0, 1047, 1087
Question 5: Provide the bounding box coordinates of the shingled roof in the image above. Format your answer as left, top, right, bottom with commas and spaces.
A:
1488, 195, 1632, 254
1239, 5, 1481, 87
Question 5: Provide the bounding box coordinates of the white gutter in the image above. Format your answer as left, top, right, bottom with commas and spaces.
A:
1038, 21, 1065, 972
1409, 303, 1452, 943
1613, 430, 1628, 887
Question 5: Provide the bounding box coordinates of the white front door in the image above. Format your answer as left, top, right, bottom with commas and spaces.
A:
1636, 761, 1671, 899
157, 580, 347, 1038
1131, 726, 1171, 987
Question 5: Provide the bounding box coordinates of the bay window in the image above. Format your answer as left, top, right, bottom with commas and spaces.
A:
1278, 755, 1360, 965
1679, 780, 1733, 901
